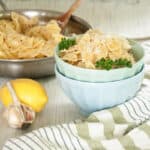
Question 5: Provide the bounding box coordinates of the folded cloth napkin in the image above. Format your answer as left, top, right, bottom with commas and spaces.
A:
3, 47, 150, 150
2, 77, 150, 150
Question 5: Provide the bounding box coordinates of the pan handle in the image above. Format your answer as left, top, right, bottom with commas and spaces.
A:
0, 0, 8, 11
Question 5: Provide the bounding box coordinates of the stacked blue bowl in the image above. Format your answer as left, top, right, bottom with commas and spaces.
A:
55, 39, 145, 115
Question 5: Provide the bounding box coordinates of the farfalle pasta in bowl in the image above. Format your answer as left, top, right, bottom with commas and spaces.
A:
55, 29, 144, 82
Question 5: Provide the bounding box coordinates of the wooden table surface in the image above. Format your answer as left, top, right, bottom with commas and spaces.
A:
0, 0, 150, 148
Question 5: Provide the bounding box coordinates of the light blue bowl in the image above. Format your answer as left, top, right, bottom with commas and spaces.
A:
55, 66, 144, 115
55, 40, 144, 82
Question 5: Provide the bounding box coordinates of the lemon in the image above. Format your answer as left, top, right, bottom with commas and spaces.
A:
0, 79, 48, 112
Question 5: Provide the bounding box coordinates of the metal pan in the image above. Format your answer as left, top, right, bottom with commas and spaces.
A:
0, 9, 91, 78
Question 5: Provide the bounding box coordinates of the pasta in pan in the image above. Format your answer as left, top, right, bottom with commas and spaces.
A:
59, 29, 135, 69
0, 12, 62, 59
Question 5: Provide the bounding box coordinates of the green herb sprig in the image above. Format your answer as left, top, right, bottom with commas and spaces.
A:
58, 38, 76, 51
95, 58, 132, 70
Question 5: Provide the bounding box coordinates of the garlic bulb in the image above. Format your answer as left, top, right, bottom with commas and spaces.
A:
3, 82, 35, 129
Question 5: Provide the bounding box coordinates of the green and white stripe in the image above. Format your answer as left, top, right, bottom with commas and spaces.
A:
3, 79, 150, 150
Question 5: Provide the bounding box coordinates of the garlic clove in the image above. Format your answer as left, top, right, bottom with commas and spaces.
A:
4, 105, 24, 128
21, 104, 35, 124
21, 104, 36, 129
3, 104, 35, 129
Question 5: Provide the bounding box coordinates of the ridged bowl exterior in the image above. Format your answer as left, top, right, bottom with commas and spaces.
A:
55, 66, 144, 114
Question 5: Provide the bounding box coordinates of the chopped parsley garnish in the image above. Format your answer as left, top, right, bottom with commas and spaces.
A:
95, 58, 132, 70
58, 38, 76, 51
114, 58, 132, 68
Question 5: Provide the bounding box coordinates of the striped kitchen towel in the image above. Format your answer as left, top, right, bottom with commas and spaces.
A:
3, 77, 150, 150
